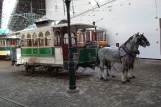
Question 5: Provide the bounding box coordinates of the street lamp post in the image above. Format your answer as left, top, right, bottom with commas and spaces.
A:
65, 0, 77, 91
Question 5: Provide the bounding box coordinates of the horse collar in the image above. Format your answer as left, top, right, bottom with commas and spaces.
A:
118, 44, 136, 64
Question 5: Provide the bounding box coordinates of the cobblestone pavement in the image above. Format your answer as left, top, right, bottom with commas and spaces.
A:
0, 59, 161, 107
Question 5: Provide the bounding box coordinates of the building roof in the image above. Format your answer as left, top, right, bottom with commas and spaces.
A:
7, 0, 46, 31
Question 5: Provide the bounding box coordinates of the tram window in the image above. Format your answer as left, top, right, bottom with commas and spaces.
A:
64, 33, 68, 44
77, 32, 84, 42
23, 39, 27, 47
45, 37, 51, 46
103, 32, 106, 41
85, 31, 90, 42
21, 35, 25, 39
32, 39, 38, 47
92, 31, 96, 41
17, 40, 20, 45
45, 31, 51, 46
0, 41, 5, 46
45, 38, 51, 46
77, 33, 80, 42
98, 32, 103, 41
6, 40, 9, 46
71, 32, 76, 45
39, 38, 45, 46
38, 32, 44, 46
10, 40, 15, 45
26, 34, 32, 47
32, 33, 38, 47
27, 39, 32, 46
3, 41, 5, 46
54, 31, 61, 46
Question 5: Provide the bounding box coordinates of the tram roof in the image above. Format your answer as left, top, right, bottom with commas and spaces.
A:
51, 23, 97, 29
11, 23, 97, 33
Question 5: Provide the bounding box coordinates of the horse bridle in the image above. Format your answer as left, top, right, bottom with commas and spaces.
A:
118, 34, 143, 63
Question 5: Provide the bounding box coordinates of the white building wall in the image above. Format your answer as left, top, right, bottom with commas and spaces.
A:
46, 0, 94, 20
46, 0, 161, 59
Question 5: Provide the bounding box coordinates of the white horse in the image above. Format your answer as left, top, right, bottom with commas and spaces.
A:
97, 33, 149, 83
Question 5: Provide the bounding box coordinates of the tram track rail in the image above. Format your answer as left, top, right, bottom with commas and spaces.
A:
0, 96, 29, 107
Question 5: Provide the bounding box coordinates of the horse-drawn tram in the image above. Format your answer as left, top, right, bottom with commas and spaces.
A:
11, 23, 108, 76
0, 34, 21, 60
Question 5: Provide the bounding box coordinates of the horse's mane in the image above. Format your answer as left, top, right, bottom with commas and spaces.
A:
124, 36, 134, 46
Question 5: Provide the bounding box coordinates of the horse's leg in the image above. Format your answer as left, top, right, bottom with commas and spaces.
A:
106, 61, 115, 78
126, 69, 131, 82
103, 65, 108, 81
106, 67, 110, 77
128, 64, 136, 79
105, 61, 110, 76
121, 66, 127, 83
99, 62, 104, 80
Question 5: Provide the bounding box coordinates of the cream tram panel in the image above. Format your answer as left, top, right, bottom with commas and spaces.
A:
18, 27, 63, 65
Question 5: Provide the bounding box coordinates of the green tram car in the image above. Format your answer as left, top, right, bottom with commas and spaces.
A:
0, 34, 21, 60
11, 23, 108, 74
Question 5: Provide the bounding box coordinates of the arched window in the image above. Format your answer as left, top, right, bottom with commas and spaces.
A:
39, 32, 43, 38
26, 34, 32, 46
38, 32, 44, 46
54, 31, 61, 46
64, 33, 68, 44
45, 31, 51, 46
21, 34, 25, 40
32, 33, 38, 47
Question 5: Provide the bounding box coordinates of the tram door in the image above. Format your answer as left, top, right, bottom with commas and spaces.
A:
62, 33, 76, 61
54, 31, 63, 61
63, 33, 69, 60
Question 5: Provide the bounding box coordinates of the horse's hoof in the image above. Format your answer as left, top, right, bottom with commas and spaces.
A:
122, 81, 126, 84
103, 78, 108, 81
24, 73, 30, 76
129, 76, 136, 79
112, 75, 116, 78
132, 76, 136, 79
126, 79, 130, 82
31, 74, 36, 77
100, 77, 104, 80
129, 77, 132, 79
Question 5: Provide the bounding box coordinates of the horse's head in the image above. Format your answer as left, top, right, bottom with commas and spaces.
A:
134, 33, 147, 47
124, 32, 149, 49
139, 33, 150, 46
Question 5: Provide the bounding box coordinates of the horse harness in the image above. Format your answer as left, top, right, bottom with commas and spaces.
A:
118, 39, 139, 64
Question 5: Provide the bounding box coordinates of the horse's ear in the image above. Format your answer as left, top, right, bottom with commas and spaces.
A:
142, 33, 144, 35
137, 32, 139, 35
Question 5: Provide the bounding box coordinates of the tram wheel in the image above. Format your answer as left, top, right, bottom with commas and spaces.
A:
24, 67, 30, 76
31, 67, 36, 77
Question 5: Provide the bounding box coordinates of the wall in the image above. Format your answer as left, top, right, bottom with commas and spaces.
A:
46, 0, 161, 59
